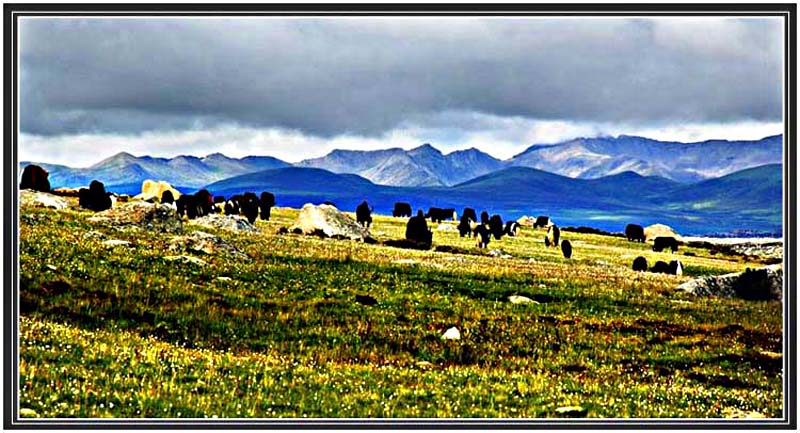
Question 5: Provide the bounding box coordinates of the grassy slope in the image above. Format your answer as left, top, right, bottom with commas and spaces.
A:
18, 205, 783, 418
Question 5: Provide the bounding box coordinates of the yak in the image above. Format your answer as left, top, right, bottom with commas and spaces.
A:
20, 164, 50, 193
392, 202, 412, 218
653, 236, 679, 253
632, 256, 648, 272
625, 224, 646, 243
259, 192, 276, 221
426, 207, 456, 223
356, 200, 373, 228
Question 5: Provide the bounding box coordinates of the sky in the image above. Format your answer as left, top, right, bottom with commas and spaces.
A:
19, 16, 784, 167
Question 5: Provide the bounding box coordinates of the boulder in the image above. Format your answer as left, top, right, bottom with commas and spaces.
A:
19, 190, 68, 210
441, 327, 461, 340
516, 215, 537, 227
134, 179, 181, 203
188, 214, 258, 232
88, 201, 183, 233
508, 295, 538, 305
644, 223, 682, 242
437, 223, 458, 232
168, 230, 249, 261
289, 203, 372, 241
676, 265, 782, 301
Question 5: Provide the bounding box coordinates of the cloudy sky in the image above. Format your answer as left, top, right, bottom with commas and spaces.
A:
19, 16, 783, 167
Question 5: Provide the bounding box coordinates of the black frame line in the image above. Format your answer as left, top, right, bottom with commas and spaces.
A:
3, 3, 796, 430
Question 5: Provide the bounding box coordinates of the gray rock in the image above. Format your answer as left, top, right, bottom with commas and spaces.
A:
88, 202, 183, 234
508, 295, 539, 305
289, 203, 371, 241
188, 214, 258, 232
441, 327, 461, 340
19, 190, 68, 210
677, 265, 782, 301
102, 239, 131, 247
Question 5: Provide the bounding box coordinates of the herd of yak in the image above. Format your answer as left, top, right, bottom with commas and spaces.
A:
20, 163, 684, 275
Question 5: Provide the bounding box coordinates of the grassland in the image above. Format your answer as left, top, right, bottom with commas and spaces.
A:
17, 204, 783, 419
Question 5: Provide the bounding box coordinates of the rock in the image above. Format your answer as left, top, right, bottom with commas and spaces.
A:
516, 215, 537, 227
508, 295, 539, 305
83, 230, 106, 240
168, 231, 249, 260
676, 265, 782, 301
644, 223, 682, 242
164, 255, 208, 266
19, 190, 68, 210
188, 214, 258, 232
289, 203, 372, 241
555, 406, 588, 417
216, 276, 232, 282
88, 202, 183, 233
102, 239, 131, 247
45, 264, 58, 271
134, 179, 181, 203
437, 224, 458, 232
488, 249, 509, 258
441, 327, 461, 340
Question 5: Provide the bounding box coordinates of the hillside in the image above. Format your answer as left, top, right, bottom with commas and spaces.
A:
198, 164, 782, 236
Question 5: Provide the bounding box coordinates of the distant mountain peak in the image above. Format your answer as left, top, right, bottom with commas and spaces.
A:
410, 143, 442, 154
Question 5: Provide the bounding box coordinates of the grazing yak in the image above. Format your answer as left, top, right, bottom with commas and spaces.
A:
259, 192, 275, 221
625, 224, 646, 243
653, 236, 679, 253
533, 216, 550, 229
392, 202, 412, 218
426, 207, 457, 223
561, 239, 573, 259
632, 256, 648, 272
356, 200, 373, 228
176, 194, 199, 219
489, 214, 504, 240
79, 180, 112, 212
545, 225, 560, 247
480, 211, 490, 225
473, 224, 491, 249
20, 164, 50, 192
650, 260, 683, 275
241, 192, 259, 224
504, 221, 521, 237
405, 210, 433, 248
457, 215, 472, 237
462, 207, 478, 223
225, 195, 243, 215
194, 190, 215, 216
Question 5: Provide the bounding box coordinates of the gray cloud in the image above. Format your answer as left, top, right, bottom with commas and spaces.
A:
20, 17, 783, 137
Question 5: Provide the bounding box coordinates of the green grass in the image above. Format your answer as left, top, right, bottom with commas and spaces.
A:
17, 205, 783, 418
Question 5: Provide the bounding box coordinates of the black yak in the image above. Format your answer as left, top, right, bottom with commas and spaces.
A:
405, 210, 433, 248
20, 164, 50, 192
632, 256, 648, 272
356, 200, 373, 228
561, 239, 573, 259
473, 224, 491, 248
653, 236, 679, 253
650, 260, 670, 273
79, 180, 112, 212
625, 224, 646, 243
534, 216, 550, 229
161, 190, 175, 205
392, 202, 412, 218
259, 192, 275, 221
194, 189, 215, 217
457, 215, 472, 237
462, 207, 477, 223
489, 215, 504, 240
426, 207, 456, 223
241, 192, 259, 224
668, 260, 683, 275
480, 211, 490, 225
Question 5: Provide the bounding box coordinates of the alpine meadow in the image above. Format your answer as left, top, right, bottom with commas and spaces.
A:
10, 9, 792, 425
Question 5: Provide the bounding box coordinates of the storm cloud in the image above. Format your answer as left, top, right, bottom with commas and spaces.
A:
20, 17, 783, 138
